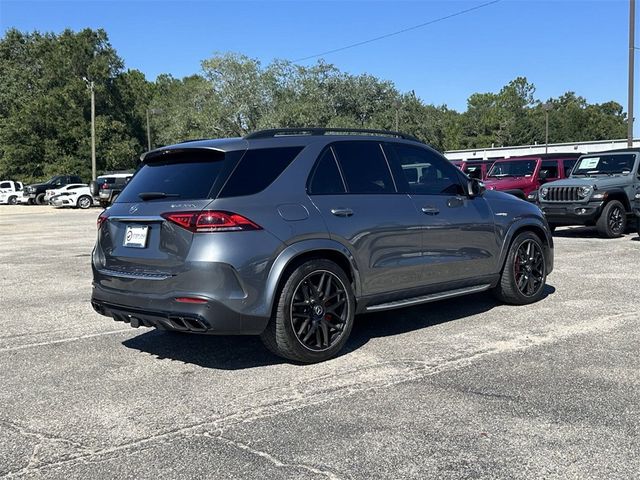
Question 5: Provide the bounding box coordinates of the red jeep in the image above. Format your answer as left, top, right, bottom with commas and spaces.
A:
483, 153, 581, 201
451, 159, 495, 180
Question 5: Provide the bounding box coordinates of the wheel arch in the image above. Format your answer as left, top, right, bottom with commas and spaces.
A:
602, 190, 631, 212
499, 218, 554, 274
264, 240, 361, 318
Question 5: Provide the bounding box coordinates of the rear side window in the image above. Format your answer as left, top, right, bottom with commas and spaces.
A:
0, 182, 11, 189
117, 149, 226, 202
563, 159, 577, 175
220, 147, 303, 198
540, 160, 559, 179
308, 149, 346, 194
331, 142, 395, 194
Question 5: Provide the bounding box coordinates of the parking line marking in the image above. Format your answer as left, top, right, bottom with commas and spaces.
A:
0, 329, 133, 353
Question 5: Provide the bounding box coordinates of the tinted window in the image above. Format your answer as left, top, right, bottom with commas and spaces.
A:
308, 149, 346, 194
0, 182, 11, 189
465, 164, 483, 179
117, 149, 226, 202
385, 144, 464, 195
220, 147, 303, 198
563, 159, 577, 175
540, 160, 559, 179
332, 142, 395, 194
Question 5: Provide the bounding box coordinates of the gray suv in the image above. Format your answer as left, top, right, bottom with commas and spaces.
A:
539, 149, 640, 237
91, 128, 554, 363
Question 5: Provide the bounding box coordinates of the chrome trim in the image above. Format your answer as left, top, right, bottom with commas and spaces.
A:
366, 284, 491, 312
97, 268, 172, 281
108, 216, 165, 222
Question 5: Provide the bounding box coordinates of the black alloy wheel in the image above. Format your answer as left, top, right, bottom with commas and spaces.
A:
596, 200, 627, 238
261, 258, 355, 363
608, 205, 625, 235
290, 270, 349, 352
513, 239, 545, 297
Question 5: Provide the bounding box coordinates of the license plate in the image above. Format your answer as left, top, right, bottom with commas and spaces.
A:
123, 225, 149, 248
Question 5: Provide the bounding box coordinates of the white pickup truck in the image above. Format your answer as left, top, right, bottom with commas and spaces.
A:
0, 180, 24, 205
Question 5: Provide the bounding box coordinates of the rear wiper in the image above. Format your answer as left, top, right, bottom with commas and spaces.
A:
138, 192, 180, 201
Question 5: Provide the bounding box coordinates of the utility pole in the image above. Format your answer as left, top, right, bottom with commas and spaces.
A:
629, 0, 635, 147
146, 108, 162, 151
543, 102, 552, 153
146, 109, 152, 151
83, 77, 97, 181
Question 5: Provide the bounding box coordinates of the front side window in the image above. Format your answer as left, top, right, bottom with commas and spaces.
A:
384, 143, 464, 195
331, 142, 395, 194
308, 149, 346, 195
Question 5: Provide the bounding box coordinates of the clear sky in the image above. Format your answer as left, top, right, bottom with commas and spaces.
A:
0, 0, 635, 116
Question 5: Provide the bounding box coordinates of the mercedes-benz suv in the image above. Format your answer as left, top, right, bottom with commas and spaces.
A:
91, 128, 554, 363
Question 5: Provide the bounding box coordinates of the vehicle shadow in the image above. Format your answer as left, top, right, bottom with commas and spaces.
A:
122, 285, 556, 370
553, 226, 637, 239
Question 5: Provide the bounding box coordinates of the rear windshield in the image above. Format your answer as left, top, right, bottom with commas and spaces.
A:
117, 149, 227, 202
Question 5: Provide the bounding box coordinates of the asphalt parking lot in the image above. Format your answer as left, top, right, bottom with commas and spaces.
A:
0, 205, 639, 479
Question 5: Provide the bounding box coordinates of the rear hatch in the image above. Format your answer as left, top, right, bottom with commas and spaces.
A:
95, 147, 246, 277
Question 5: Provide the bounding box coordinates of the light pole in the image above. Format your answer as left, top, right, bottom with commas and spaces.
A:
146, 108, 162, 151
543, 102, 553, 154
83, 77, 97, 181
628, 0, 635, 147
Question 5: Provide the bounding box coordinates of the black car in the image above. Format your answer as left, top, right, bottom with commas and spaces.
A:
23, 175, 83, 205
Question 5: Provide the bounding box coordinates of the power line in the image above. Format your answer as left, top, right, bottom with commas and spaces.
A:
292, 0, 501, 63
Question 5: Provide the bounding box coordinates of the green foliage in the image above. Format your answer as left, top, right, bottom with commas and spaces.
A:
0, 28, 630, 183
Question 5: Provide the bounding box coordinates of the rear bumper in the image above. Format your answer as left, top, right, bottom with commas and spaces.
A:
91, 283, 270, 335
540, 201, 604, 225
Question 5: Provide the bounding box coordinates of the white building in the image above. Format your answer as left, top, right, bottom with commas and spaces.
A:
444, 138, 640, 162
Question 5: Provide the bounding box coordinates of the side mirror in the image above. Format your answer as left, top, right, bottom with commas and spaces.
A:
468, 178, 486, 197
538, 170, 550, 181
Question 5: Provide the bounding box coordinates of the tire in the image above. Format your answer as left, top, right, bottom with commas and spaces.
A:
8, 196, 17, 205
99, 200, 109, 208
548, 224, 557, 233
596, 200, 626, 238
77, 195, 92, 209
493, 231, 547, 305
35, 193, 45, 205
260, 259, 355, 363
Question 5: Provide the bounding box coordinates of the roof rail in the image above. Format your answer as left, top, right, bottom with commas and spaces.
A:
244, 128, 423, 143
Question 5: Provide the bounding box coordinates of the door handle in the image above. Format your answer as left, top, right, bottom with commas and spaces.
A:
421, 206, 440, 215
447, 196, 465, 208
330, 208, 354, 217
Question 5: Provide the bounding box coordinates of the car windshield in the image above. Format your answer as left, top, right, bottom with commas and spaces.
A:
487, 160, 536, 178
571, 154, 636, 176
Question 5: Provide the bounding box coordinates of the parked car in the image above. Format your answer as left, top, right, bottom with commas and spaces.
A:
45, 183, 87, 203
91, 128, 554, 363
90, 172, 133, 208
539, 149, 640, 237
50, 185, 96, 209
23, 175, 83, 205
483, 154, 581, 201
0, 180, 24, 205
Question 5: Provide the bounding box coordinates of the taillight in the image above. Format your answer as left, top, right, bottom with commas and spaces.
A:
101, 183, 109, 189
161, 211, 261, 233
97, 211, 109, 229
